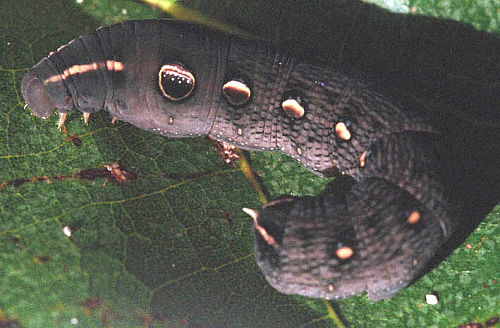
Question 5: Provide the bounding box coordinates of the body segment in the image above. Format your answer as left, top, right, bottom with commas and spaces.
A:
22, 19, 480, 301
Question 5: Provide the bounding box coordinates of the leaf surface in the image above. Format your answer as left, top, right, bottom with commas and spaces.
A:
0, 0, 498, 327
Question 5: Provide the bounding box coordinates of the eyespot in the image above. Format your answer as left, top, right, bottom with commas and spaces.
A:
222, 80, 251, 106
158, 63, 195, 101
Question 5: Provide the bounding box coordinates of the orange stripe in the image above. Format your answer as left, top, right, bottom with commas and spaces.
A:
44, 60, 124, 84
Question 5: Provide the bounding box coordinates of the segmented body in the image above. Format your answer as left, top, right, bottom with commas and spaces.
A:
21, 20, 497, 301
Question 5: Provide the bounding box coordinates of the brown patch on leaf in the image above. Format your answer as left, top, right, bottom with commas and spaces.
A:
67, 135, 82, 147
34, 255, 50, 264
82, 296, 103, 317
486, 317, 499, 327
207, 136, 240, 167
0, 319, 24, 328
86, 296, 141, 326
105, 163, 136, 185
83, 296, 102, 310
76, 168, 110, 180
223, 212, 234, 228
0, 163, 135, 190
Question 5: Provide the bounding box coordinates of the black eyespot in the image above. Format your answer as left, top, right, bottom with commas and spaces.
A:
222, 79, 251, 106
158, 63, 195, 101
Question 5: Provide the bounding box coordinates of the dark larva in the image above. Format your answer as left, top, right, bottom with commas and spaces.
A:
21, 19, 497, 301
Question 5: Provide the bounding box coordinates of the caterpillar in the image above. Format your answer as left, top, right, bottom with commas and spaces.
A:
21, 19, 498, 301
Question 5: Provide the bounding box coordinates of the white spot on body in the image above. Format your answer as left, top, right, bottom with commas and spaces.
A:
56, 44, 68, 52
282, 98, 305, 118
335, 122, 352, 141
335, 246, 354, 259
222, 80, 251, 105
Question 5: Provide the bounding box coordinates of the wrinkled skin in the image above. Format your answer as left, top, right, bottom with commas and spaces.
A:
22, 20, 499, 301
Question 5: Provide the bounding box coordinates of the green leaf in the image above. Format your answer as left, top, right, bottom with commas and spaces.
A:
1, 0, 498, 327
